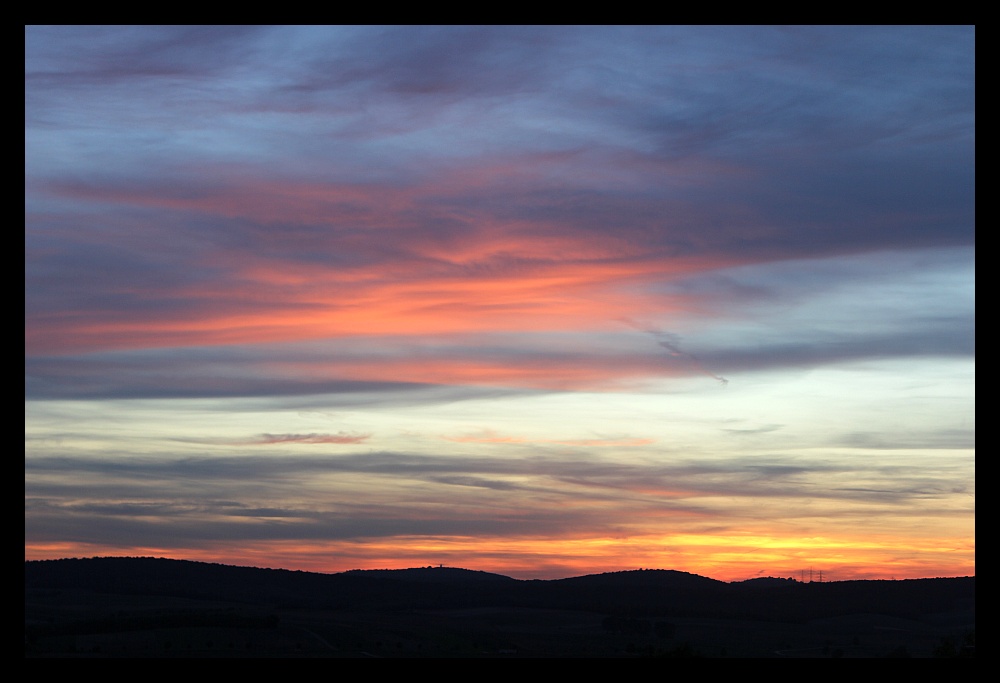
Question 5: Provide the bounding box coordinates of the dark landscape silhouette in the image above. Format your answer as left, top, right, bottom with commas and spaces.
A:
25, 557, 974, 658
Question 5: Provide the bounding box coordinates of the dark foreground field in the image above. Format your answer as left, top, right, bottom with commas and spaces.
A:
25, 558, 974, 658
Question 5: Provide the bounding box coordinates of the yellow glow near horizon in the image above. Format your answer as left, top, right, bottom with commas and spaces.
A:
26, 528, 975, 583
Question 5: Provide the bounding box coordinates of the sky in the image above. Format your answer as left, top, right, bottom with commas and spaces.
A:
25, 26, 974, 582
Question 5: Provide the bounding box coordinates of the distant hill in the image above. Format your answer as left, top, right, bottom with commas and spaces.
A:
344, 565, 516, 583
25, 558, 974, 658
25, 557, 517, 611
25, 557, 973, 619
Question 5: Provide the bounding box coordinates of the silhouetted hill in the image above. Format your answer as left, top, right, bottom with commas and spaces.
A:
25, 558, 975, 657
516, 569, 729, 616
25, 557, 517, 611
344, 566, 516, 583
25, 557, 974, 617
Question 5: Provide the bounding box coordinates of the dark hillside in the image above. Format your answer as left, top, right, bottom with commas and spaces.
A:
25, 558, 974, 658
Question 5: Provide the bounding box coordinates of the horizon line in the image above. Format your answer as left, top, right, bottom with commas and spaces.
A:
23, 554, 975, 585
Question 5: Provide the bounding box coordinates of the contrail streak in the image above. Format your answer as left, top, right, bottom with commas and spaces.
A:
619, 318, 729, 387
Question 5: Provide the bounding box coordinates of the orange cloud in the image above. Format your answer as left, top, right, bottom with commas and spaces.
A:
26, 254, 699, 355
29, 169, 735, 357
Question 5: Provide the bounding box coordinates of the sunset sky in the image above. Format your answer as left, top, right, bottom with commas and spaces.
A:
25, 26, 974, 581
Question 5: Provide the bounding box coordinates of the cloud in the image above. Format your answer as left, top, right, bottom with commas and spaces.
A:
247, 432, 371, 445
723, 424, 784, 435
621, 318, 730, 387
27, 27, 974, 362
26, 449, 966, 510
443, 429, 654, 447
26, 26, 268, 83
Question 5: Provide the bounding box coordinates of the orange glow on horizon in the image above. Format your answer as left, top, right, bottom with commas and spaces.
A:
25, 530, 975, 583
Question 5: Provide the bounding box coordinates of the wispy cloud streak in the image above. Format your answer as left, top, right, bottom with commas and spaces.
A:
245, 432, 371, 445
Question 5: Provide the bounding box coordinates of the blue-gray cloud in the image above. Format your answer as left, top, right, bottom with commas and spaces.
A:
24, 445, 972, 549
